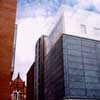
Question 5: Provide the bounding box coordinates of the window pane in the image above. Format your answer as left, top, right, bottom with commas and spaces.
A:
14, 93, 17, 100
18, 93, 22, 100
81, 24, 87, 34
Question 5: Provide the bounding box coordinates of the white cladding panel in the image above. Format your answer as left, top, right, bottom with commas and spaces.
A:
63, 8, 100, 40
47, 7, 100, 54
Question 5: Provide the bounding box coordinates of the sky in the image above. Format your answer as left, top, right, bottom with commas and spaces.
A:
13, 0, 100, 83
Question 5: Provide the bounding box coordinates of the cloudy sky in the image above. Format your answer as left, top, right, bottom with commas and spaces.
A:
13, 0, 100, 82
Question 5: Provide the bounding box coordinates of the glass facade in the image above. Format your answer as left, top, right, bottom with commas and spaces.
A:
34, 36, 46, 100
63, 34, 100, 99
44, 37, 64, 100
44, 34, 100, 100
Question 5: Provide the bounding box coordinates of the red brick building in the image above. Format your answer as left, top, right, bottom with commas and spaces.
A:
27, 63, 35, 100
10, 73, 26, 100
0, 0, 16, 100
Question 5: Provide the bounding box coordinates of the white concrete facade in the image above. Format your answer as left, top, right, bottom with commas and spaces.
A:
46, 6, 100, 54
63, 7, 100, 41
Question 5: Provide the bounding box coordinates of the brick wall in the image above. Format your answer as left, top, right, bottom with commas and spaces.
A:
0, 0, 16, 100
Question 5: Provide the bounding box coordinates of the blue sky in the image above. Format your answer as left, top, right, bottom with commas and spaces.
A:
16, 0, 100, 21
13, 0, 100, 82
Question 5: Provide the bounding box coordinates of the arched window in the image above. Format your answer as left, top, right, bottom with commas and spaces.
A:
12, 91, 22, 100
18, 92, 22, 100
13, 92, 17, 100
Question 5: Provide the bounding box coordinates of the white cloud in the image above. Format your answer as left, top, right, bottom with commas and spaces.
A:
72, 0, 100, 13
74, 0, 92, 9
93, 0, 100, 12
14, 16, 55, 82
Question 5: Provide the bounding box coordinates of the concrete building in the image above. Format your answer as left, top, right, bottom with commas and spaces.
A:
63, 8, 100, 40
27, 63, 35, 100
10, 73, 26, 100
47, 7, 100, 53
34, 35, 47, 100
45, 34, 100, 100
0, 0, 16, 100
11, 24, 18, 77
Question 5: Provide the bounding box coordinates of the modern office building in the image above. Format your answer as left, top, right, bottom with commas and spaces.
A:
34, 35, 47, 100
27, 63, 35, 100
44, 34, 100, 100
0, 0, 16, 100
11, 24, 18, 78
44, 7, 100, 100
30, 6, 100, 100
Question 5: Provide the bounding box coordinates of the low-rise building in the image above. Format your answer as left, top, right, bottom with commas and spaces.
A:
27, 63, 35, 100
10, 73, 26, 100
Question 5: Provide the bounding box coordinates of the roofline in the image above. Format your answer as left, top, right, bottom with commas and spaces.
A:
62, 33, 100, 42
